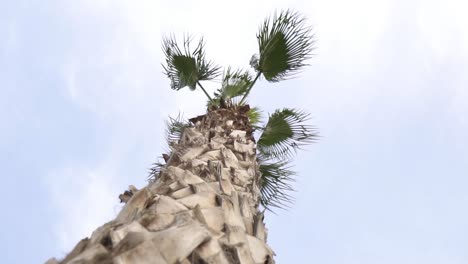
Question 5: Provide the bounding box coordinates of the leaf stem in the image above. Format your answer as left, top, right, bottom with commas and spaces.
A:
197, 81, 214, 102
239, 71, 261, 105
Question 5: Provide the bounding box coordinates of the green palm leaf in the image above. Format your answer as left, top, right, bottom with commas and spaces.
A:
212, 67, 253, 106
162, 36, 221, 91
259, 160, 296, 210
165, 113, 189, 146
258, 108, 317, 160
149, 114, 189, 182
148, 161, 164, 182
247, 107, 262, 127
253, 10, 314, 82
220, 67, 253, 100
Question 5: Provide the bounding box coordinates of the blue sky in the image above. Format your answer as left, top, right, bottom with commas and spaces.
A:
1, 0, 467, 263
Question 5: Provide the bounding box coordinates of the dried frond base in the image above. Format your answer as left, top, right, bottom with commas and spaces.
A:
52, 106, 274, 264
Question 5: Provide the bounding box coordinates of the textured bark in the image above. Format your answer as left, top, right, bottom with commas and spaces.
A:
47, 106, 275, 264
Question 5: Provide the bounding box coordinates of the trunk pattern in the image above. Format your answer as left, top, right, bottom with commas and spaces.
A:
47, 106, 275, 264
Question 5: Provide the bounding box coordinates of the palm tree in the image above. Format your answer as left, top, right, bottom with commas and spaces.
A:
47, 10, 316, 264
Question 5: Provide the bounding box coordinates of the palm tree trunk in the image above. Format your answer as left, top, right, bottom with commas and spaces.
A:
47, 106, 275, 264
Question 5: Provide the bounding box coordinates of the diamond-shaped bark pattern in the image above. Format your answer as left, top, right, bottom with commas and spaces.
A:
51, 107, 274, 264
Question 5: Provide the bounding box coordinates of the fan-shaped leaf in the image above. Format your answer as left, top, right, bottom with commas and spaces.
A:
162, 36, 221, 91
258, 108, 317, 160
212, 67, 253, 106
259, 160, 296, 210
255, 10, 314, 82
221, 67, 253, 99
247, 107, 262, 127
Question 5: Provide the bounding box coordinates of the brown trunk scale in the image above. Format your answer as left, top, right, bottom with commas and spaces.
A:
47, 105, 275, 264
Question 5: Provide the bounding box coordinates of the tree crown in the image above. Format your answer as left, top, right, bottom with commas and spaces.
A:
160, 10, 318, 211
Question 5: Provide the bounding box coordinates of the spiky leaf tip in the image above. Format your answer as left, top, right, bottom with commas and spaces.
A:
247, 107, 262, 126
255, 10, 315, 82
221, 67, 253, 100
259, 160, 296, 210
165, 113, 189, 147
148, 161, 164, 182
258, 108, 318, 160
162, 35, 221, 91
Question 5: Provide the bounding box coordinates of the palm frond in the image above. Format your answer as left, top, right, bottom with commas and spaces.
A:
162, 35, 221, 91
259, 160, 296, 210
221, 67, 253, 100
165, 113, 189, 146
149, 114, 189, 182
254, 10, 314, 82
193, 37, 222, 82
148, 161, 165, 182
258, 108, 317, 160
247, 107, 262, 127
212, 67, 253, 105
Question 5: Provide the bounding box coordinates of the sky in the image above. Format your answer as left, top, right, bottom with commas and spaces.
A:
1, 0, 467, 263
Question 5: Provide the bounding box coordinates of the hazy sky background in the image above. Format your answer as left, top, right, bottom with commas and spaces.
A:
1, 0, 467, 263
